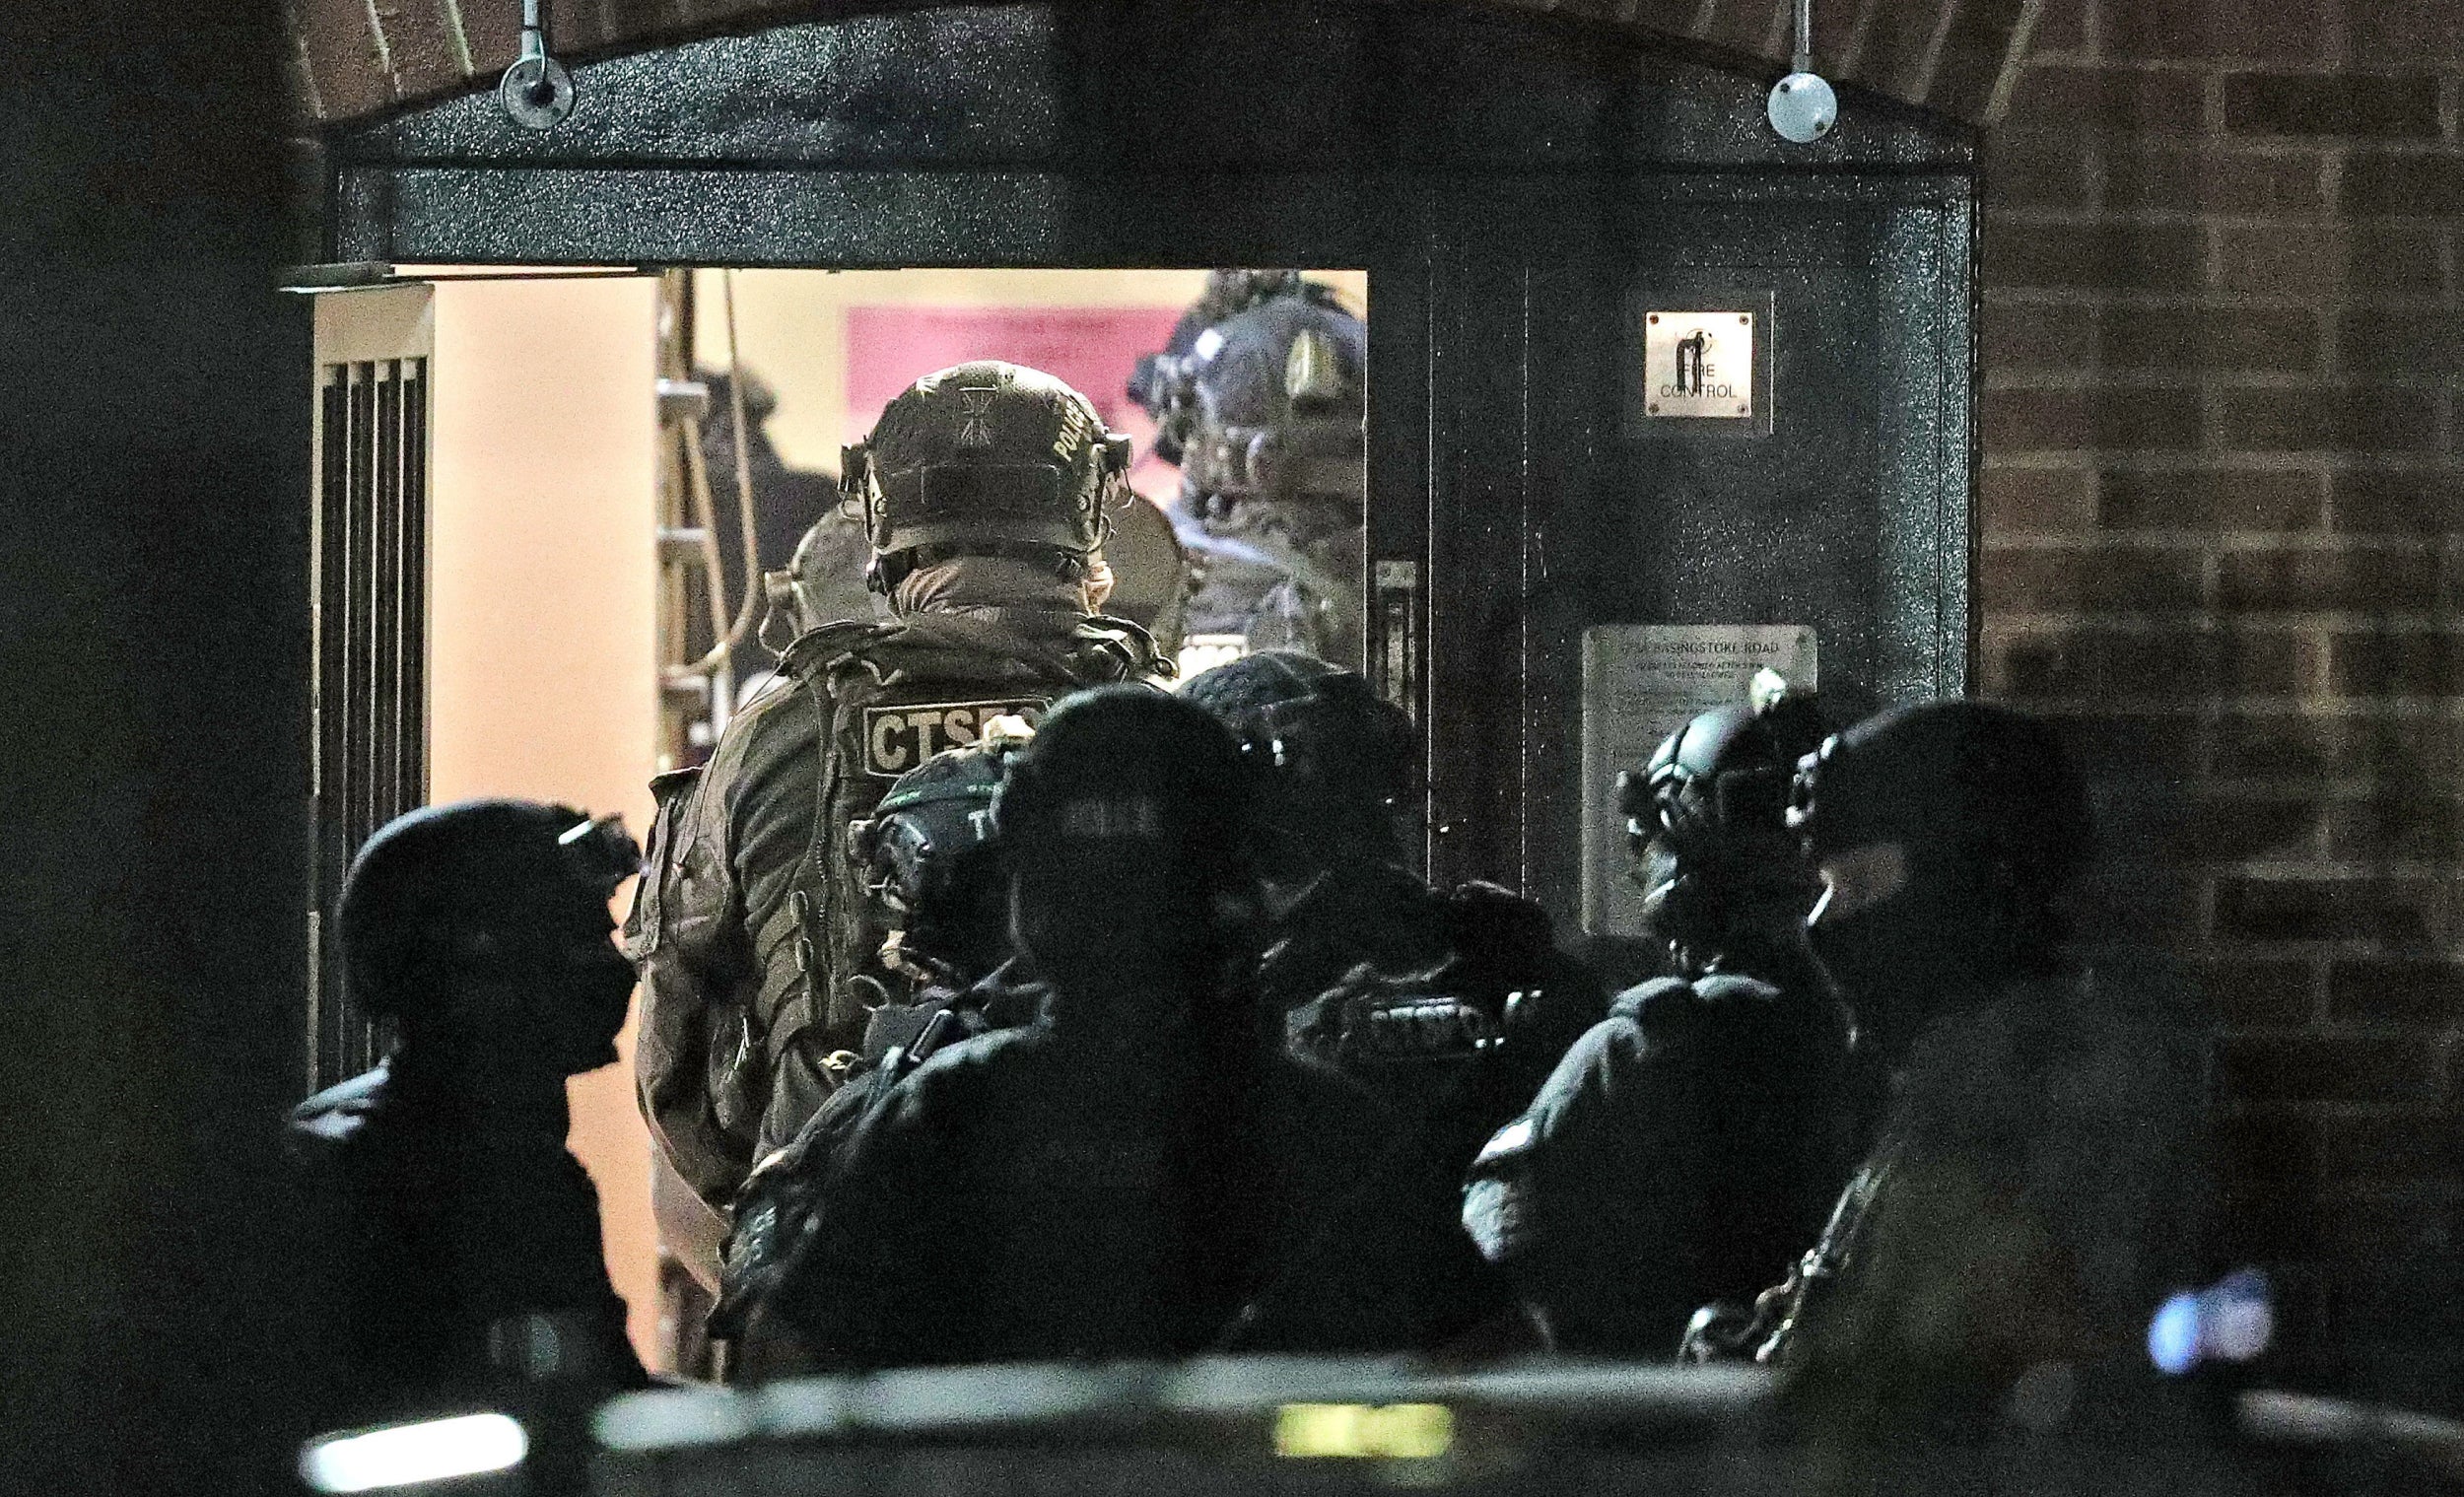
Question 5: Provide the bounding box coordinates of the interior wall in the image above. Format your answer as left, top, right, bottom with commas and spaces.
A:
693, 267, 1369, 481
427, 275, 663, 1365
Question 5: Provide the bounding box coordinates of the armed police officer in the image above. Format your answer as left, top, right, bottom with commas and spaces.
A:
711, 725, 1048, 1356
1132, 277, 1367, 666
629, 362, 1168, 1285
772, 687, 1501, 1368
1179, 651, 1604, 1180
289, 800, 650, 1416
1756, 701, 2210, 1431
1462, 682, 1859, 1357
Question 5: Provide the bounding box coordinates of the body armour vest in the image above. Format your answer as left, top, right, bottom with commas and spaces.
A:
627, 609, 1161, 1212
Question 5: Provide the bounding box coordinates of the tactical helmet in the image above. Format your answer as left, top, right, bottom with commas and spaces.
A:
338, 799, 640, 1023
1177, 651, 1414, 802
846, 362, 1130, 585
1789, 699, 2092, 906
1623, 676, 1830, 872
847, 722, 1034, 983
1137, 295, 1365, 520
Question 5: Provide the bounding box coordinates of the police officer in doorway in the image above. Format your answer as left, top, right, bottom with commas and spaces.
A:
1754, 701, 2210, 1431
1133, 278, 1367, 666
628, 362, 1167, 1282
289, 800, 650, 1416
1179, 651, 1604, 1179
1461, 680, 1859, 1357
771, 688, 1500, 1368
709, 725, 1047, 1361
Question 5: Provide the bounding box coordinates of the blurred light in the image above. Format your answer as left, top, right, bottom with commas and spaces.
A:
2149, 1292, 2201, 1376
1176, 634, 1249, 680
301, 1413, 527, 1493
1273, 1402, 1454, 1460
2149, 1269, 2274, 1377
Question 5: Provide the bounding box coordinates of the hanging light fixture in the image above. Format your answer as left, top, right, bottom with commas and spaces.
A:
1766, 0, 1838, 144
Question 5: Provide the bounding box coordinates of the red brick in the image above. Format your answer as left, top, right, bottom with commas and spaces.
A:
2102, 306, 2318, 374
2218, 544, 2445, 613
2099, 468, 2324, 531
2318, 1113, 2464, 1185
2223, 74, 2444, 139
1700, 0, 1786, 53
2341, 153, 2464, 218
2329, 631, 2464, 698
2070, 867, 2207, 942
1985, 386, 2204, 450
1984, 141, 2096, 211
2214, 875, 2449, 945
1929, 0, 2029, 123
2103, 145, 2329, 217
2352, 0, 2464, 70
1983, 301, 2094, 371
2044, 712, 2205, 781
2105, 0, 2329, 63
1986, 624, 2301, 698
458, 0, 523, 74
2219, 1030, 2447, 1104
2327, 798, 2464, 864
2329, 959, 2464, 1025
2200, 958, 2321, 1026
1858, 0, 1960, 102
2215, 224, 2447, 301
2214, 387, 2443, 454
1994, 305, 2316, 374
1982, 467, 2096, 533
369, 0, 469, 99
1992, 219, 2205, 291
295, 0, 397, 116
2331, 471, 2464, 534
1981, 543, 2206, 613
2337, 311, 2464, 380
2003, 66, 2208, 139
2141, 788, 2327, 863
2212, 712, 2456, 781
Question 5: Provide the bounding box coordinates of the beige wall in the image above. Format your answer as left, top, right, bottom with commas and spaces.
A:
426, 276, 664, 1365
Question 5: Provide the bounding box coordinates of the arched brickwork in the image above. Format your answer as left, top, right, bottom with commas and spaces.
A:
286, 0, 2044, 126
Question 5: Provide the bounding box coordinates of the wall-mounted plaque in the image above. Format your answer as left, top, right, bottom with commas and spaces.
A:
1580, 623, 1817, 938
1644, 310, 1755, 420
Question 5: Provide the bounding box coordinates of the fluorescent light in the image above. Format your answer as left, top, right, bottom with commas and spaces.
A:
300, 1412, 528, 1493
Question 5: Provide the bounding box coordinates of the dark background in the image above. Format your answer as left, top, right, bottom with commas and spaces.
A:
0, 3, 316, 1491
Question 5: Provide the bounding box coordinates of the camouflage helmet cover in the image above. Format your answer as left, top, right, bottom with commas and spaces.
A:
847, 361, 1132, 561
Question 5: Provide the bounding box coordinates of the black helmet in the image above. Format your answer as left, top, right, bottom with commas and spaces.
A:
1789, 699, 2092, 905
1623, 676, 1830, 872
338, 799, 640, 1026
848, 724, 1035, 985
1617, 678, 1828, 971
1136, 295, 1365, 523
847, 361, 1130, 586
1179, 651, 1413, 802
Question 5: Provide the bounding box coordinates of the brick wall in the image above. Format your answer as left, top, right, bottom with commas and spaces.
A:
286, 0, 2036, 125
1979, 0, 2464, 1398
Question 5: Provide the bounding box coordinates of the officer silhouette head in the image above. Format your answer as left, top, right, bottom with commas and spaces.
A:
1178, 651, 1416, 882
1789, 700, 2092, 1056
992, 687, 1256, 1012
1620, 677, 1829, 979
339, 799, 640, 1078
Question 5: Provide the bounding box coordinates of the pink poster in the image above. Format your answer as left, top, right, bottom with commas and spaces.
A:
846, 305, 1188, 502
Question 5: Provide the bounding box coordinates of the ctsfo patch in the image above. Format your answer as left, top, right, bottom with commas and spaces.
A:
861, 697, 1049, 779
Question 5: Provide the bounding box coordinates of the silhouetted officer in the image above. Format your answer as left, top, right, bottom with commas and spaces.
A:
1179, 651, 1605, 1177
1462, 683, 1858, 1356
774, 688, 1500, 1367
1766, 701, 2211, 1433
289, 800, 650, 1415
